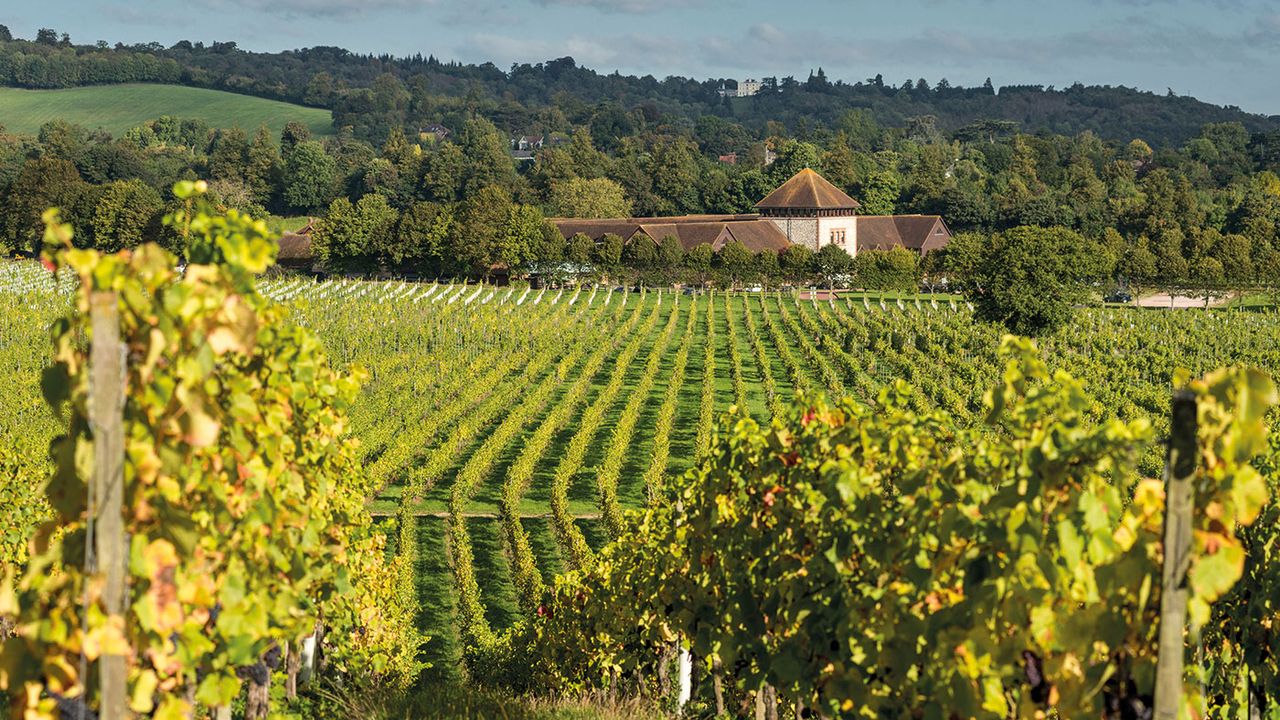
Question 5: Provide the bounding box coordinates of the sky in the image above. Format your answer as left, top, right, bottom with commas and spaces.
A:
9, 0, 1280, 115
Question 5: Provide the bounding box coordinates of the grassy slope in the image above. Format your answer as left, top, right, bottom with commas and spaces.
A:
0, 84, 333, 137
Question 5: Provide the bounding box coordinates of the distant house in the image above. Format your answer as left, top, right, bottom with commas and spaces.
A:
277, 219, 318, 273
510, 135, 544, 162
550, 168, 952, 258
718, 152, 738, 165
420, 123, 450, 143
512, 135, 544, 152
718, 79, 762, 98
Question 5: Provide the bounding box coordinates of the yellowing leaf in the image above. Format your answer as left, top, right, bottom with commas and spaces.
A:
129, 669, 159, 713
1230, 466, 1268, 526
1189, 535, 1245, 605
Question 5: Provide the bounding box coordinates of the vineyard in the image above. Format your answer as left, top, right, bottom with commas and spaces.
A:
4, 258, 1280, 690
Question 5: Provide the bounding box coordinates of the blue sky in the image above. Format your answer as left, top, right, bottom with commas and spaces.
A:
10, 0, 1280, 115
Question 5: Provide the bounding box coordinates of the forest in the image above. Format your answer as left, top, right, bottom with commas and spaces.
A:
0, 26, 1277, 147
1, 97, 1279, 295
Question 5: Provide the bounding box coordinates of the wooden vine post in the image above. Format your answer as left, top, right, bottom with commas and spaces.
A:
90, 291, 127, 720
1153, 390, 1197, 719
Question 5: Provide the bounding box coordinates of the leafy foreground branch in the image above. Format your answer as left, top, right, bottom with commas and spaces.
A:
509, 338, 1278, 719
0, 184, 423, 718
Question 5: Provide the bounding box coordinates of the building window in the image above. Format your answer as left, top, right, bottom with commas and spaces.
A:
830, 228, 846, 245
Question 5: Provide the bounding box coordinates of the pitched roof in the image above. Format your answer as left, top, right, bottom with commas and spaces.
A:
277, 232, 313, 263
755, 168, 861, 210
723, 221, 790, 252
551, 216, 788, 254
857, 215, 951, 255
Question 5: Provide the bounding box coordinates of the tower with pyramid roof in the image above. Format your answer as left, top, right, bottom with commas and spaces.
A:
754, 168, 862, 252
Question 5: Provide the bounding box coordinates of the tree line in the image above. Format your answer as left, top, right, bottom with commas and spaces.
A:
1, 84, 1279, 296
2, 27, 1278, 147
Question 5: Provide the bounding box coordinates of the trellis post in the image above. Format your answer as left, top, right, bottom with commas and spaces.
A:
90, 291, 127, 720
1153, 390, 1197, 719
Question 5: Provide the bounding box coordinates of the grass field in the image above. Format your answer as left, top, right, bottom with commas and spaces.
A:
0, 84, 333, 138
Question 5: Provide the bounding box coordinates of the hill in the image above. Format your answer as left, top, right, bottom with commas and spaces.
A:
1, 36, 1278, 146
0, 83, 333, 138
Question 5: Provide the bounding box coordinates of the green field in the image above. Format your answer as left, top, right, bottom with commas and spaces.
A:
5, 264, 1280, 700
0, 83, 333, 138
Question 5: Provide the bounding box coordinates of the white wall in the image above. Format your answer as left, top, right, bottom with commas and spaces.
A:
818, 216, 857, 255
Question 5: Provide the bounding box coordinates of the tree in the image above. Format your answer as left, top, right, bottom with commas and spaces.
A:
715, 240, 753, 289
458, 117, 515, 196
768, 139, 822, 186
926, 231, 984, 290
684, 243, 714, 286
281, 140, 336, 213
858, 169, 901, 215
1, 156, 86, 255
303, 72, 335, 106
851, 247, 920, 292
312, 193, 399, 271
91, 179, 163, 253
501, 204, 550, 274
781, 244, 815, 285
549, 177, 632, 218
755, 250, 782, 288
208, 127, 249, 182
37, 120, 91, 166
594, 233, 624, 280
35, 28, 58, 45
280, 121, 312, 153
622, 233, 659, 283
245, 125, 280, 207
205, 179, 263, 220
1118, 236, 1159, 296
813, 243, 854, 288
656, 235, 685, 284
968, 225, 1112, 335
391, 201, 453, 270
1190, 255, 1226, 307
1211, 233, 1254, 286
649, 138, 702, 213
567, 232, 595, 266
451, 185, 516, 277
527, 223, 568, 279
0, 25, 12, 43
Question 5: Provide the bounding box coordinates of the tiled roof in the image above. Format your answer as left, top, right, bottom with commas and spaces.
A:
551, 216, 788, 253
857, 215, 951, 254
755, 168, 861, 210
277, 232, 313, 262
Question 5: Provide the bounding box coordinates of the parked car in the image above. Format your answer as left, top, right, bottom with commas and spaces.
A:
1105, 290, 1133, 304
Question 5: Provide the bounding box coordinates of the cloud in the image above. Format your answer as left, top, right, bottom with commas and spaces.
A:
697, 17, 1274, 76
208, 0, 700, 18
99, 3, 189, 27
456, 31, 686, 70
206, 0, 440, 19
530, 0, 694, 12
